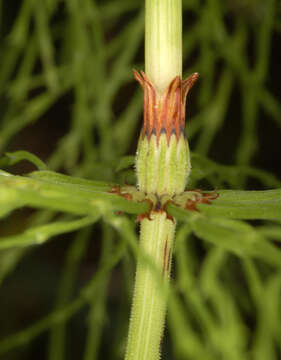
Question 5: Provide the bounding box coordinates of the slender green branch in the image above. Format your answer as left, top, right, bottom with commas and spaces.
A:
0, 172, 149, 217
0, 216, 97, 250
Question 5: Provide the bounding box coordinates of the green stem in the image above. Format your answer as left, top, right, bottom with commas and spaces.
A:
125, 213, 175, 360
145, 0, 182, 93
125, 1, 183, 359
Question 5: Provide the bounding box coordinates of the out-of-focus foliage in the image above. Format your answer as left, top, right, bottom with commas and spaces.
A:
0, 0, 281, 359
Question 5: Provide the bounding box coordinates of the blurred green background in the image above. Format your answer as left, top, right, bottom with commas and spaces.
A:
0, 0, 281, 359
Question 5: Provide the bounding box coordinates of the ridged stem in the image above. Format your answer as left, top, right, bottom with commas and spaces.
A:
125, 213, 175, 360
145, 0, 182, 94
125, 1, 183, 359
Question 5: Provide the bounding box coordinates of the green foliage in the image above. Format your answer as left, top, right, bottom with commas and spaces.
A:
0, 0, 280, 359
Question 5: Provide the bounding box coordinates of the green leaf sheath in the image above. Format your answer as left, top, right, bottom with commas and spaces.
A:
125, 213, 175, 360
136, 133, 190, 195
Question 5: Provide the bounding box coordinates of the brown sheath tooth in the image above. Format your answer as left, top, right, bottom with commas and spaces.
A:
133, 70, 199, 143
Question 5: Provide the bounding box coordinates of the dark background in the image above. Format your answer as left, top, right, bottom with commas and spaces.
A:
0, 0, 280, 359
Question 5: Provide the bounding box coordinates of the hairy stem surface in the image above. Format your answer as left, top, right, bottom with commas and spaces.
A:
125, 213, 175, 360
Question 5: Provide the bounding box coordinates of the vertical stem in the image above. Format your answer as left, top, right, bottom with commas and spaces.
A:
145, 0, 182, 93
125, 213, 176, 360
125, 1, 183, 360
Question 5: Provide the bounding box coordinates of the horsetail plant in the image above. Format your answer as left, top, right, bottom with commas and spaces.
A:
1, 0, 281, 359
125, 1, 207, 359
